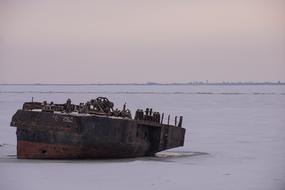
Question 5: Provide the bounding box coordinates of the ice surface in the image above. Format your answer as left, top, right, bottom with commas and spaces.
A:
0, 85, 285, 190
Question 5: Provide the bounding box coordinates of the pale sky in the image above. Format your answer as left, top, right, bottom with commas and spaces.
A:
0, 0, 284, 83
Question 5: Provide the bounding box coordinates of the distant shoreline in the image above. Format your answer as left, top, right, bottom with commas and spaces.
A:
0, 82, 285, 86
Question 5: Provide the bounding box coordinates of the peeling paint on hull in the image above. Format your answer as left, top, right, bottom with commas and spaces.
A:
16, 140, 148, 159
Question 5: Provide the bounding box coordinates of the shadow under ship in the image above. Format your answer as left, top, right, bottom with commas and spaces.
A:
10, 97, 186, 159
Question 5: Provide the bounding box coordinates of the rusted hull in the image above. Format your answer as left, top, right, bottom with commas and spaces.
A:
17, 141, 148, 159
17, 141, 82, 159
11, 110, 186, 159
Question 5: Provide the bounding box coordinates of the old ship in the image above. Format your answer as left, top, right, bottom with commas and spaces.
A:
10, 97, 186, 159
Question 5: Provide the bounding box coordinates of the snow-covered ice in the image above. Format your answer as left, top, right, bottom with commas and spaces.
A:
1, 85, 285, 190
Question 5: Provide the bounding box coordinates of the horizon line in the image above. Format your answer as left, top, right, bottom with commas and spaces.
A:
1, 81, 285, 86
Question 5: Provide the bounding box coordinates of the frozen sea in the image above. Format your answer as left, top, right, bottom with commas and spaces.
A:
0, 84, 285, 190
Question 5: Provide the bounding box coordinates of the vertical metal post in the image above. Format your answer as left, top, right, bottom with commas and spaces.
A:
161, 113, 164, 124
145, 108, 149, 116
167, 115, 170, 125
175, 116, 177, 126
178, 116, 183, 127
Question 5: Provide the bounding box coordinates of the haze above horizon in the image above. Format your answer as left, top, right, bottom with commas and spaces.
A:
1, 0, 284, 84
